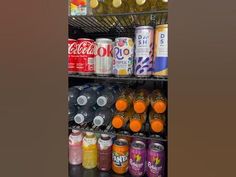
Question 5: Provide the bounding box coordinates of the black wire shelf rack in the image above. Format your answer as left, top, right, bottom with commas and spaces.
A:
69, 11, 168, 38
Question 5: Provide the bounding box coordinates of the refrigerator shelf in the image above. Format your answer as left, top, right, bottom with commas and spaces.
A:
69, 11, 168, 38
68, 121, 167, 142
68, 74, 168, 82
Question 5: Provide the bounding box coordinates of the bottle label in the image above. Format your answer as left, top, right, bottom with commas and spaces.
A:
69, 134, 82, 145
83, 137, 97, 147
98, 138, 112, 150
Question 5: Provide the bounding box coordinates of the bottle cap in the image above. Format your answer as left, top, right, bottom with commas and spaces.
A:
72, 129, 80, 133
129, 119, 142, 132
153, 100, 166, 113
90, 0, 99, 8
74, 114, 85, 124
93, 116, 104, 127
101, 134, 110, 138
113, 0, 122, 8
86, 132, 94, 136
77, 95, 87, 106
112, 115, 124, 129
151, 119, 164, 133
116, 99, 128, 112
97, 96, 107, 107
136, 0, 146, 6
134, 100, 146, 113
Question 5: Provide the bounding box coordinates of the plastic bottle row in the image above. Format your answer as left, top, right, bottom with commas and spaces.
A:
69, 130, 166, 177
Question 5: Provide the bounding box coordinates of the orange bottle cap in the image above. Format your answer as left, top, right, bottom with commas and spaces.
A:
112, 116, 124, 129
129, 119, 142, 132
116, 99, 128, 112
153, 100, 166, 113
151, 119, 164, 133
134, 100, 146, 113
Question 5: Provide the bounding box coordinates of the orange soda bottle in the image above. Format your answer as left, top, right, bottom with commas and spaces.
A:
129, 112, 147, 133
133, 89, 149, 114
150, 89, 167, 113
149, 110, 166, 133
112, 108, 134, 129
115, 88, 134, 112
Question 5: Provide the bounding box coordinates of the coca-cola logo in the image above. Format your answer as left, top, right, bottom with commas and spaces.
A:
68, 42, 77, 55
95, 44, 113, 57
77, 41, 95, 55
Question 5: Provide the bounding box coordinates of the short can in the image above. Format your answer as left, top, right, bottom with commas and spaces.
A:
134, 26, 154, 77
147, 142, 165, 177
129, 140, 146, 177
112, 37, 134, 77
77, 38, 95, 75
68, 39, 78, 74
153, 24, 168, 77
112, 138, 129, 174
94, 38, 113, 76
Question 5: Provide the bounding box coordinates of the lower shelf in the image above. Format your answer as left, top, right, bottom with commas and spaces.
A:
69, 164, 148, 177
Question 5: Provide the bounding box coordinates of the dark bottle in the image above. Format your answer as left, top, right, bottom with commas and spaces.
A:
68, 104, 78, 121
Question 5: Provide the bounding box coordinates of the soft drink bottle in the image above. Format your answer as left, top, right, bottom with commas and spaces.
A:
97, 85, 120, 108
93, 107, 114, 127
74, 106, 96, 124
112, 108, 133, 129
68, 104, 78, 121
89, 0, 112, 14
115, 88, 134, 112
150, 89, 167, 113
69, 129, 83, 165
68, 85, 90, 105
77, 84, 104, 106
129, 112, 147, 133
133, 89, 149, 114
149, 110, 166, 133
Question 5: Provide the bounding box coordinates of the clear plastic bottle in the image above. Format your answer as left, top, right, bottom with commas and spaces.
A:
77, 84, 104, 106
93, 107, 114, 127
133, 89, 149, 114
150, 89, 167, 113
97, 85, 121, 108
69, 130, 83, 165
115, 88, 134, 112
112, 108, 133, 129
74, 106, 96, 124
68, 104, 78, 121
68, 85, 90, 105
149, 110, 166, 133
129, 112, 147, 133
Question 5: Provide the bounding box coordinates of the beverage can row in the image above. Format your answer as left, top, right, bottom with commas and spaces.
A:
68, 24, 168, 77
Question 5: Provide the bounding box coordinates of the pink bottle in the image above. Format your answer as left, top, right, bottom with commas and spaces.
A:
69, 129, 83, 165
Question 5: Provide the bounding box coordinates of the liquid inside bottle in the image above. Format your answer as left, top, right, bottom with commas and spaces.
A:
150, 89, 167, 113
112, 108, 133, 129
129, 112, 147, 132
149, 110, 166, 133
115, 88, 134, 112
68, 104, 78, 121
74, 106, 96, 124
133, 89, 149, 114
93, 107, 114, 127
69, 130, 83, 165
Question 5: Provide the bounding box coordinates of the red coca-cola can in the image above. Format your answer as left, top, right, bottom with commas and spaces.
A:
68, 39, 78, 74
76, 38, 95, 75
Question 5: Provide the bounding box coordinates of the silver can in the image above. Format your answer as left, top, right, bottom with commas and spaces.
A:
94, 38, 113, 76
112, 37, 134, 77
134, 26, 154, 77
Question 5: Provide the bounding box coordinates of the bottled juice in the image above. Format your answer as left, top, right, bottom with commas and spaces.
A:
69, 130, 83, 165
150, 89, 167, 113
89, 0, 112, 14
149, 110, 166, 133
133, 89, 149, 114
112, 108, 133, 129
115, 88, 134, 112
135, 0, 151, 12
82, 132, 97, 169
129, 112, 147, 133
112, 0, 129, 13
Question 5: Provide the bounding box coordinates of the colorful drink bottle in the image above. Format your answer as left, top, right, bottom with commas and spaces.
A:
112, 108, 133, 129
129, 140, 146, 177
82, 132, 97, 169
149, 110, 166, 133
97, 134, 113, 171
129, 112, 147, 133
115, 88, 134, 112
133, 89, 149, 114
150, 89, 167, 113
69, 130, 83, 165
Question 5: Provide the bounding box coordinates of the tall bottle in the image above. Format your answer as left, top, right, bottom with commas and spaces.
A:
115, 88, 134, 112
74, 106, 96, 124
93, 107, 114, 127
68, 104, 78, 121
97, 85, 121, 108
112, 108, 133, 129
150, 89, 167, 113
89, 0, 112, 14
69, 130, 83, 165
149, 110, 166, 133
129, 112, 147, 133
68, 85, 90, 105
133, 89, 149, 114
111, 0, 129, 13
97, 134, 113, 171
82, 132, 97, 169
77, 84, 104, 106
135, 0, 151, 12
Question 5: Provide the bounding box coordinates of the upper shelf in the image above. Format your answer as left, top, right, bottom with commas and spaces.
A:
68, 11, 168, 38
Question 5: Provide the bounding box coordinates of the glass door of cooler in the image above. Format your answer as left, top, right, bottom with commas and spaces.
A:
68, 0, 168, 177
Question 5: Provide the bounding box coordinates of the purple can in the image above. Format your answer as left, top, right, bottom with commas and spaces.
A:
147, 142, 165, 177
134, 26, 154, 77
132, 133, 147, 144
129, 140, 146, 177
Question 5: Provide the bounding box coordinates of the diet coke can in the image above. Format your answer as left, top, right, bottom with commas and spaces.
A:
68, 39, 78, 74
77, 38, 95, 75
94, 38, 113, 76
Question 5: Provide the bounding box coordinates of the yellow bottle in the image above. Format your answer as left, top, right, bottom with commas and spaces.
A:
90, 0, 112, 14
112, 0, 129, 13
82, 132, 97, 169
135, 0, 151, 12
